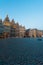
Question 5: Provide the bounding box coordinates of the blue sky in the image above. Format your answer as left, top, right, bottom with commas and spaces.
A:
0, 0, 43, 29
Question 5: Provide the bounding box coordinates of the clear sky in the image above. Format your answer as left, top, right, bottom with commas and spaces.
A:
0, 0, 43, 30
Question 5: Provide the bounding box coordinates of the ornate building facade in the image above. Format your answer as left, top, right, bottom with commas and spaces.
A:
3, 15, 11, 38
2, 15, 25, 38
10, 19, 16, 37
0, 15, 43, 38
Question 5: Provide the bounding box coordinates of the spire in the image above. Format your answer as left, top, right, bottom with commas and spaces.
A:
4, 15, 10, 22
11, 19, 15, 24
